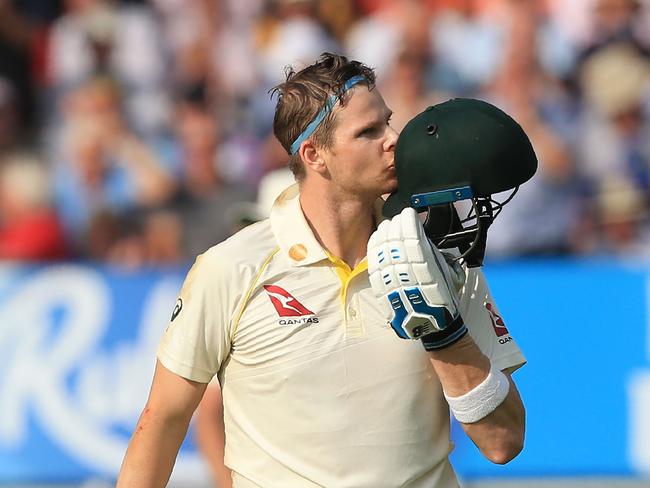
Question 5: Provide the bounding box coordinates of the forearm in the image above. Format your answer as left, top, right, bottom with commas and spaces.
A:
117, 405, 192, 487
117, 362, 207, 487
428, 334, 525, 463
460, 375, 525, 464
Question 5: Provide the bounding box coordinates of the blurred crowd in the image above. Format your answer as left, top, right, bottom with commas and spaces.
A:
0, 0, 649, 265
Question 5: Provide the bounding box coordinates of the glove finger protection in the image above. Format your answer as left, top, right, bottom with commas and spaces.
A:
368, 207, 468, 350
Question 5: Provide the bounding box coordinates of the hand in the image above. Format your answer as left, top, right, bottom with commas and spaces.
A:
368, 207, 468, 350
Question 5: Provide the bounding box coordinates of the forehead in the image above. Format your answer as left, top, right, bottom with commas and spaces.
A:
333, 87, 389, 128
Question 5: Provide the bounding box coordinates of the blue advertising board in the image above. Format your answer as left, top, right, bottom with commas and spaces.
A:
451, 260, 650, 480
0, 264, 208, 485
0, 260, 649, 483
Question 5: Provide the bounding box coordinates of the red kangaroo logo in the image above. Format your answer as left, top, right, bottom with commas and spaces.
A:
263, 285, 314, 317
485, 302, 509, 337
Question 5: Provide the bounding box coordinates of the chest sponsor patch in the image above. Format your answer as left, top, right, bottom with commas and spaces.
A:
263, 285, 314, 317
485, 302, 509, 338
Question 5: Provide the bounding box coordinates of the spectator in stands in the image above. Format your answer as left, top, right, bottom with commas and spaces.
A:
316, 0, 357, 45
0, 0, 36, 137
244, 0, 337, 143
227, 167, 295, 232
0, 0, 645, 263
48, 0, 169, 135
379, 48, 448, 133
590, 177, 650, 256
575, 42, 650, 255
578, 43, 650, 190
428, 0, 506, 94
164, 97, 255, 257
580, 0, 649, 59
255, 0, 336, 86
52, 76, 174, 256
345, 0, 430, 79
0, 78, 24, 157
484, 0, 587, 257
0, 154, 69, 261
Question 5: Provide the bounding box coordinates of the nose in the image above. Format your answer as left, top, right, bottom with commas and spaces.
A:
384, 125, 399, 152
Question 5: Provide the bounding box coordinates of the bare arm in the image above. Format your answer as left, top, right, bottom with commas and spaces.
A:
428, 335, 525, 464
117, 361, 207, 487
195, 382, 232, 488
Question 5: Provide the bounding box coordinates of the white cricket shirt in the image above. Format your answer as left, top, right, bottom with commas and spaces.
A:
158, 184, 526, 488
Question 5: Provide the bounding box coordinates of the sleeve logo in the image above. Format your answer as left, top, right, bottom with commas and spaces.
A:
263, 285, 313, 317
171, 298, 183, 321
485, 302, 509, 337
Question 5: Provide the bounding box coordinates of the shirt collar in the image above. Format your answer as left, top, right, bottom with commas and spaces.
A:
270, 183, 387, 267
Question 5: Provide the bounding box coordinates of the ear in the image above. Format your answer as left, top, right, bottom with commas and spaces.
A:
299, 141, 327, 176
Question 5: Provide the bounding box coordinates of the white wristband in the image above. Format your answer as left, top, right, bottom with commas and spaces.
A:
444, 365, 510, 424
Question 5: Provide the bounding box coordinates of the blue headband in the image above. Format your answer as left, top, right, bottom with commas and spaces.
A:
289, 75, 367, 155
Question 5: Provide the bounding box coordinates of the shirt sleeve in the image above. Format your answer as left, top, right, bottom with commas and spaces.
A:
157, 250, 234, 383
458, 267, 526, 373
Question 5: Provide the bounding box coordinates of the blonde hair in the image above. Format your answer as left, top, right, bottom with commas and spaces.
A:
270, 53, 375, 180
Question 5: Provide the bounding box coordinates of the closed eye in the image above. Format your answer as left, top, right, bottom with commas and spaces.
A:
358, 125, 381, 137
357, 112, 393, 138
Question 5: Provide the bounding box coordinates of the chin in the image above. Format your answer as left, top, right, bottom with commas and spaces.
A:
384, 178, 398, 194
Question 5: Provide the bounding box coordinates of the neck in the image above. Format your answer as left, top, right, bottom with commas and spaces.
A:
299, 181, 376, 269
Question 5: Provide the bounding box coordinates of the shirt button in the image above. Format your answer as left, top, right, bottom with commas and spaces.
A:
349, 309, 357, 318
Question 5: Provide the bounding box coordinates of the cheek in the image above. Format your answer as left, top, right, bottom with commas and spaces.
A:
350, 155, 375, 178
328, 142, 384, 185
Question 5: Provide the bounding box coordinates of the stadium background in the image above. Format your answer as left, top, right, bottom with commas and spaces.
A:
1, 0, 650, 486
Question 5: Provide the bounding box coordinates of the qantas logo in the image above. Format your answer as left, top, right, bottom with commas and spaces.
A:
485, 302, 510, 339
263, 285, 314, 317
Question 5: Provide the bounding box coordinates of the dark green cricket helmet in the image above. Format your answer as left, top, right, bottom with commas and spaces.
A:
383, 98, 538, 218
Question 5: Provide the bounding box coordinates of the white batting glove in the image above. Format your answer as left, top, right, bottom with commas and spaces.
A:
368, 207, 468, 350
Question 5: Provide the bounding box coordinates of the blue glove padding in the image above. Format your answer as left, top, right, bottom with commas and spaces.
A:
368, 207, 468, 350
